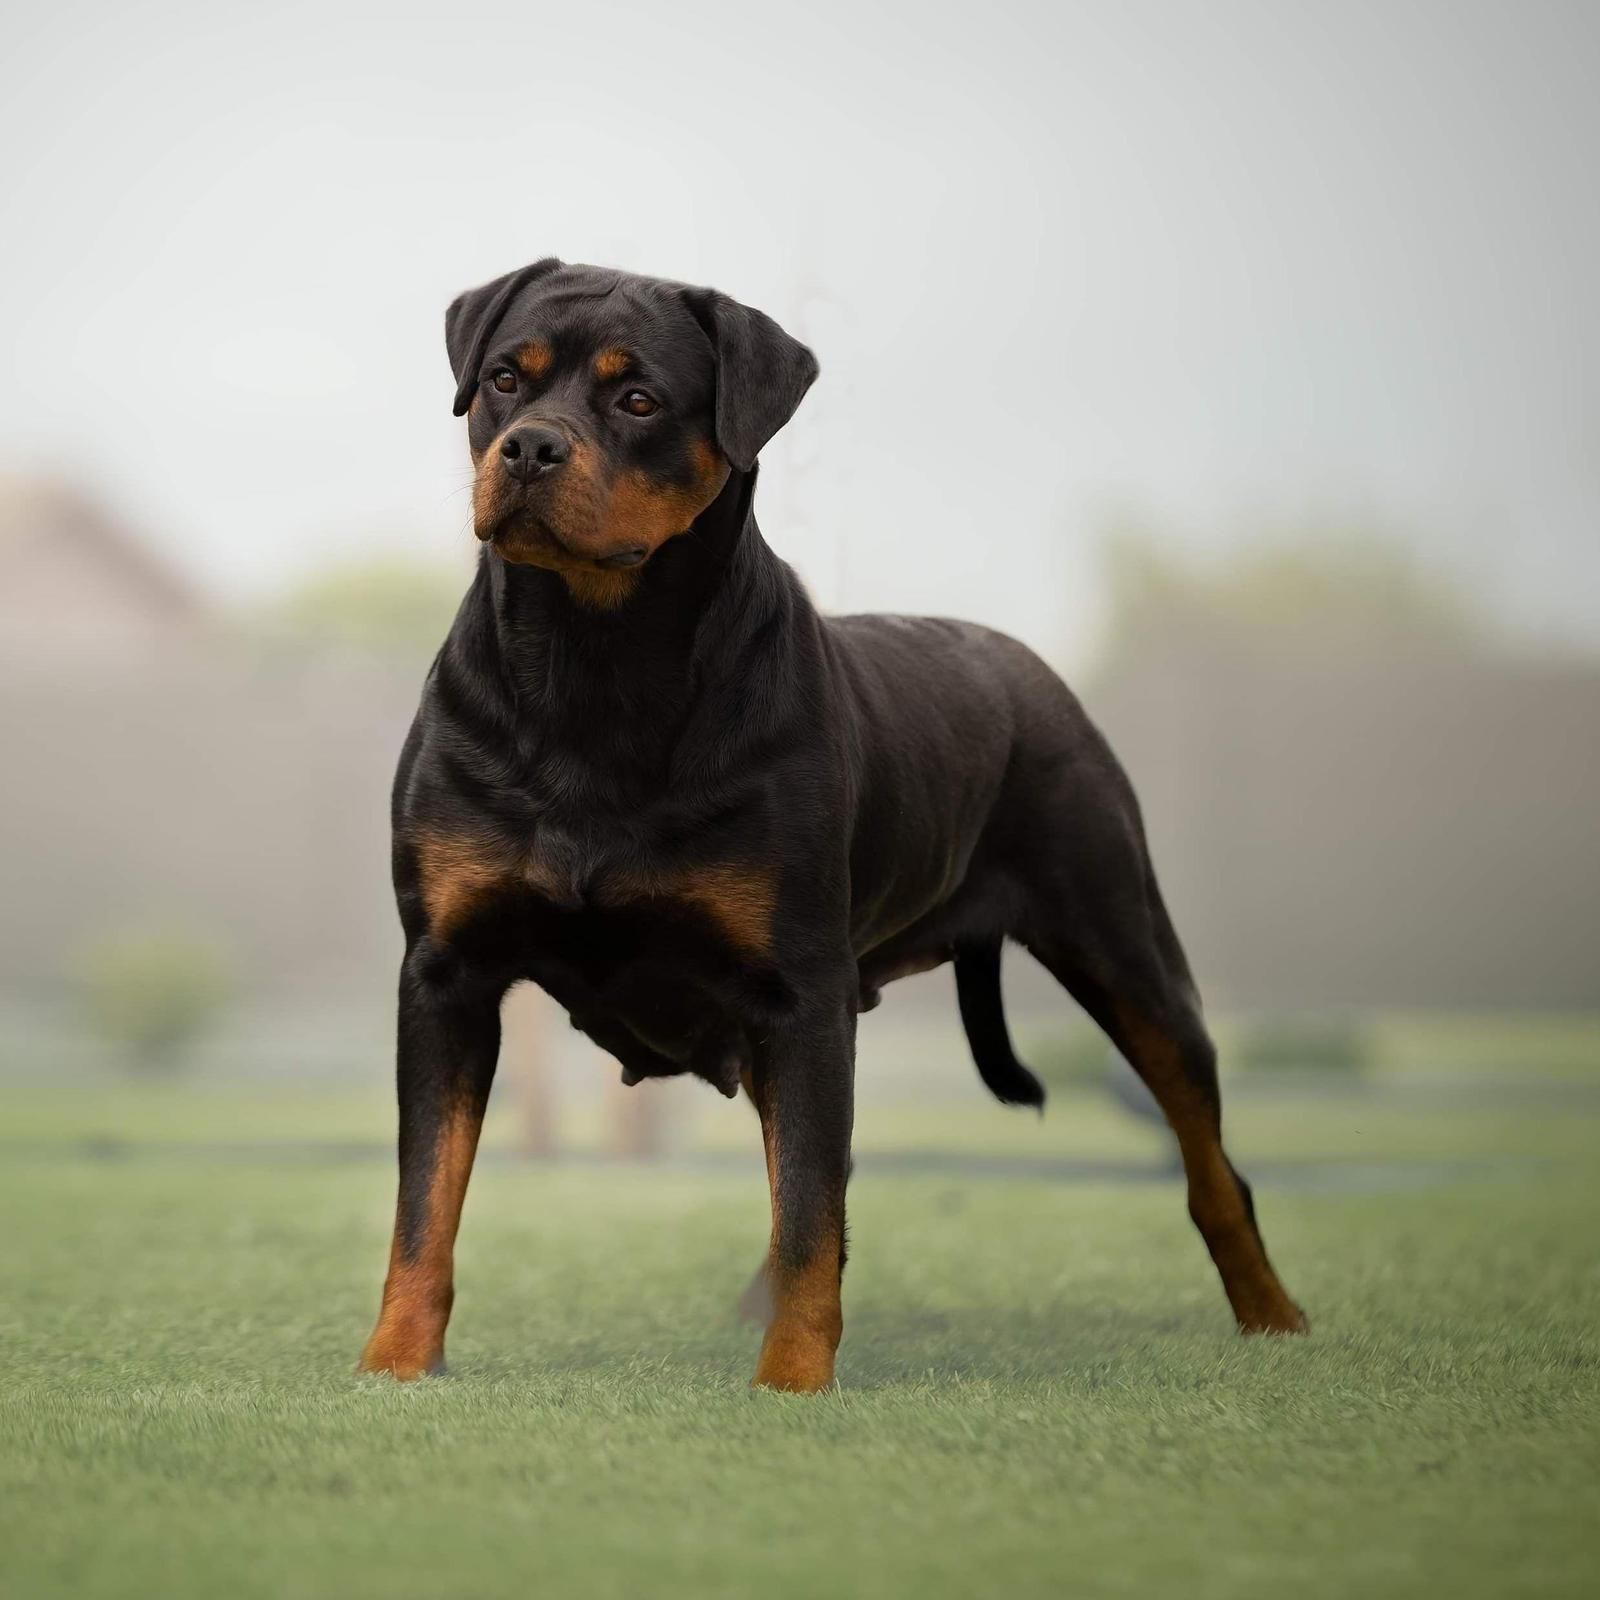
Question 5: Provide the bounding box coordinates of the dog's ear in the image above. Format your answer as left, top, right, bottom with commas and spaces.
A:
683, 290, 818, 471
446, 258, 564, 416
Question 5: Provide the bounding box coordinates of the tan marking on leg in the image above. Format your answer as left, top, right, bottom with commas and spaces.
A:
1179, 1137, 1305, 1333
753, 1234, 843, 1392
359, 1101, 485, 1379
747, 1081, 842, 1391
1117, 1008, 1306, 1334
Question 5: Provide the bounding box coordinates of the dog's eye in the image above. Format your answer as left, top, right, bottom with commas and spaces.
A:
618, 390, 658, 417
491, 369, 518, 394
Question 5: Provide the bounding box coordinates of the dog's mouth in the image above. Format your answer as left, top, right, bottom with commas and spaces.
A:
484, 509, 648, 572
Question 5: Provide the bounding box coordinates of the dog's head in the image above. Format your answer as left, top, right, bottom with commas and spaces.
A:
446, 259, 817, 607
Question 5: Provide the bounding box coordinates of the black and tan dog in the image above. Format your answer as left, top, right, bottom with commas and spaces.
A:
358, 257, 1306, 1393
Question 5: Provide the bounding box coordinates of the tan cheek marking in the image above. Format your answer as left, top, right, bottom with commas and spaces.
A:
516, 340, 553, 379
594, 347, 630, 380
603, 473, 691, 549
548, 439, 647, 608
551, 438, 730, 607
546, 436, 604, 528
598, 442, 731, 557
473, 417, 539, 535
691, 438, 727, 476
414, 832, 512, 940
472, 453, 505, 537
475, 425, 600, 553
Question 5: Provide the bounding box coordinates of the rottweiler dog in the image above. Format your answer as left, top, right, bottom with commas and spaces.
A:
358, 257, 1306, 1393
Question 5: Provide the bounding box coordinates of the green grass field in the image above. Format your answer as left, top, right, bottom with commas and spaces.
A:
2, 1071, 1597, 1599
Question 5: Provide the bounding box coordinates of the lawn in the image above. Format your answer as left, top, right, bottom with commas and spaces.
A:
1, 1076, 1597, 1599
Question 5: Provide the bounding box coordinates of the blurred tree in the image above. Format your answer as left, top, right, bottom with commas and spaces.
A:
1096, 518, 1495, 670
267, 556, 465, 662
1233, 1015, 1371, 1078
72, 925, 233, 1074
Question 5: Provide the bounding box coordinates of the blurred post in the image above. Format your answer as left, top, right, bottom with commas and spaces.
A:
499, 980, 674, 1159
499, 982, 558, 1157
605, 1075, 673, 1160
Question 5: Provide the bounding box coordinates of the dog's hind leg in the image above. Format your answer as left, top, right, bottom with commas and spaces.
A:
1018, 812, 1306, 1335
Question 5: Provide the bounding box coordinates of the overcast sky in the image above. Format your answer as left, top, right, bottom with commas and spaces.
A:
3, 0, 1596, 666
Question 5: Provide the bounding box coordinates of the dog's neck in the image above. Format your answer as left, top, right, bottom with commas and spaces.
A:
442, 466, 801, 808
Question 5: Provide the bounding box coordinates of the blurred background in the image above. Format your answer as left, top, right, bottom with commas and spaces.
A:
2, 0, 1597, 1165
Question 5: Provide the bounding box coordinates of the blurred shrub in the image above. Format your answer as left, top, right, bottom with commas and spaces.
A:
1025, 1025, 1113, 1090
1097, 518, 1493, 669
1233, 1015, 1371, 1077
267, 556, 464, 662
72, 925, 233, 1073
1368, 1012, 1600, 1082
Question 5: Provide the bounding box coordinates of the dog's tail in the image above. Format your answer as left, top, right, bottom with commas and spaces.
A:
954, 941, 1045, 1111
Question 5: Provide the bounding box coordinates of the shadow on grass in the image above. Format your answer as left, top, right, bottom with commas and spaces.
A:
840, 1301, 1217, 1387
451, 1297, 1217, 1391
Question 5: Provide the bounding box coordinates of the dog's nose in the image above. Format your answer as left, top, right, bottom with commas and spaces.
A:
500, 424, 570, 482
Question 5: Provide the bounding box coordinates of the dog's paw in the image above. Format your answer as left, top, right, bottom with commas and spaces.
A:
357, 1324, 446, 1380
1239, 1303, 1310, 1336
752, 1329, 837, 1393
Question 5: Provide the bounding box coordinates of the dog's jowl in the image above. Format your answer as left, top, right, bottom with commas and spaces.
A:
359, 258, 1306, 1393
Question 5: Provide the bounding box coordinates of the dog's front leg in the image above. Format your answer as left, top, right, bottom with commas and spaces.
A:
359, 943, 502, 1379
746, 993, 856, 1393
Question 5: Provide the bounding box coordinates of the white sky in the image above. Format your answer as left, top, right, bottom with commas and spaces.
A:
3, 0, 1596, 667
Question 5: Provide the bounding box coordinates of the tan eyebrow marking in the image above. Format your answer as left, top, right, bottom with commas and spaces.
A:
594, 347, 631, 381
515, 341, 553, 379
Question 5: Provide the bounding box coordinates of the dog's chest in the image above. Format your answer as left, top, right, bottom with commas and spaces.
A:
409, 824, 775, 967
